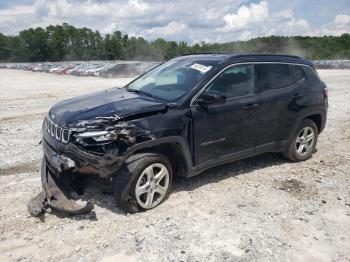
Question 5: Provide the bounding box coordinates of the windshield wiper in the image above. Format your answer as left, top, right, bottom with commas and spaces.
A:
127, 89, 154, 98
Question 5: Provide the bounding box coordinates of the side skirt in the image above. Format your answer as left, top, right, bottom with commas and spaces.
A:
187, 140, 290, 177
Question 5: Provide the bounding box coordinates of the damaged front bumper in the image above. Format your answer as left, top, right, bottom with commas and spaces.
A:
28, 115, 142, 217
27, 132, 125, 217
27, 157, 94, 217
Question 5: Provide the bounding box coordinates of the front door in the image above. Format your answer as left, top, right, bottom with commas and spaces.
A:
191, 64, 259, 165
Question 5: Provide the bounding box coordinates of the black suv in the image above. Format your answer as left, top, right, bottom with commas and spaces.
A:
29, 54, 328, 215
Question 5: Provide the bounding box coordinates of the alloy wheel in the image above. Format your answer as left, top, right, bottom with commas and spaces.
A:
295, 126, 315, 157
135, 163, 170, 209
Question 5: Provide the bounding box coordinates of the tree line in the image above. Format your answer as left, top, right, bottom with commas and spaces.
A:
0, 23, 349, 62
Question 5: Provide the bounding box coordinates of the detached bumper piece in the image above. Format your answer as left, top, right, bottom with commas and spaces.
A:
27, 158, 94, 217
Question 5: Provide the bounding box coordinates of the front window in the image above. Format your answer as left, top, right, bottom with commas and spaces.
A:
206, 64, 254, 99
126, 58, 218, 102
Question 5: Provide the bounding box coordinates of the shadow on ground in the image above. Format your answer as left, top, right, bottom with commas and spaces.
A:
46, 152, 290, 220
172, 152, 288, 193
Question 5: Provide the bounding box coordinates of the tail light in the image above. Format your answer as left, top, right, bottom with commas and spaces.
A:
323, 87, 328, 98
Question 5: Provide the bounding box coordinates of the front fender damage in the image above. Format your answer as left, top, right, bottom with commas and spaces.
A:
27, 158, 93, 217
28, 114, 159, 217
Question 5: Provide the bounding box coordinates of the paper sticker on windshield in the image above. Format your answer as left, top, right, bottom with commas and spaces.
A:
190, 63, 212, 74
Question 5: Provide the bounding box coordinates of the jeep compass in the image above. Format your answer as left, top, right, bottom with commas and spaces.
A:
28, 54, 328, 215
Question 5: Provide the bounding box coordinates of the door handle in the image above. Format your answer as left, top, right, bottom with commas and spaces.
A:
244, 103, 259, 110
294, 93, 305, 98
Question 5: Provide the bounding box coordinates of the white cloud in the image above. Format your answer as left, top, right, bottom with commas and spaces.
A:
319, 14, 350, 35
141, 21, 193, 42
0, 4, 35, 24
0, 0, 348, 42
142, 22, 187, 37
275, 9, 294, 19
0, 5, 35, 16
333, 14, 350, 25
217, 1, 314, 41
219, 1, 269, 32
32, 0, 150, 18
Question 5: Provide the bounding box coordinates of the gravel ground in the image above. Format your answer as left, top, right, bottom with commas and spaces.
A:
0, 69, 349, 262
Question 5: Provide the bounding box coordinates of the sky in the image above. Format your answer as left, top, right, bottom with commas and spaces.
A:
0, 0, 349, 43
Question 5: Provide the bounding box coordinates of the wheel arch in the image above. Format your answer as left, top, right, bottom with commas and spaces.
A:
305, 114, 322, 133
123, 136, 194, 177
289, 111, 324, 140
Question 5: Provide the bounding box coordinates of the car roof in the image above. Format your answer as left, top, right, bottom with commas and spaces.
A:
178, 53, 313, 66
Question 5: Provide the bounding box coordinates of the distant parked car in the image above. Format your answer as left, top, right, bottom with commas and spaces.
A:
85, 64, 105, 76
49, 65, 63, 73
78, 64, 99, 76
93, 64, 115, 77
31, 64, 44, 72
99, 63, 142, 78
66, 65, 84, 75
55, 65, 74, 75
0, 61, 162, 79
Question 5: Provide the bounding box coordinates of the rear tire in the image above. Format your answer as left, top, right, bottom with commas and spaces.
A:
283, 119, 318, 162
113, 153, 172, 213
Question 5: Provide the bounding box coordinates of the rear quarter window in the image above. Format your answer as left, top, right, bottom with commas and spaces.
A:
301, 66, 321, 83
256, 64, 294, 92
291, 65, 306, 82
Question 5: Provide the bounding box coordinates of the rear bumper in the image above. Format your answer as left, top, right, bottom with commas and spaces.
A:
320, 102, 328, 133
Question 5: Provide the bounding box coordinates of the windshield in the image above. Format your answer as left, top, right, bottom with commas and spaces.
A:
126, 58, 219, 102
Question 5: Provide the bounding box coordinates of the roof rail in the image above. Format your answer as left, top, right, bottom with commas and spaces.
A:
179, 52, 232, 56
178, 53, 304, 59
233, 54, 304, 59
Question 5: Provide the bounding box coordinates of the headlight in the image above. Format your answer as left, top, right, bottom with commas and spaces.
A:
77, 131, 117, 142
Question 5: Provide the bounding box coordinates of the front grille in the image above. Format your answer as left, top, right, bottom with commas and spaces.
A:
45, 117, 71, 144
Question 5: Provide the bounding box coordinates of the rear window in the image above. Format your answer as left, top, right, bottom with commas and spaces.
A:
256, 64, 294, 92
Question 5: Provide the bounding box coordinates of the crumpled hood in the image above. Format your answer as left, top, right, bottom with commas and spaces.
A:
49, 88, 167, 127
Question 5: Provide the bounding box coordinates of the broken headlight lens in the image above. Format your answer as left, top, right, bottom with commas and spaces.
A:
74, 130, 119, 155
77, 131, 117, 142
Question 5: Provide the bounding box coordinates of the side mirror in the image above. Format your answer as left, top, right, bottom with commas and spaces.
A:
197, 91, 226, 106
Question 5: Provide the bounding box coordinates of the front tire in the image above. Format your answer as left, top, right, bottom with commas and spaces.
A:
113, 153, 172, 213
283, 119, 318, 162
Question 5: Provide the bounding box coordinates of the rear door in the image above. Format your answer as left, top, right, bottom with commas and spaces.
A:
191, 64, 259, 165
254, 63, 303, 152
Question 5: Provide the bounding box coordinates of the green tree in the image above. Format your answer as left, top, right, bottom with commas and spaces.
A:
0, 23, 349, 62
19, 27, 49, 61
